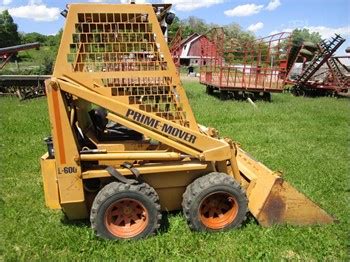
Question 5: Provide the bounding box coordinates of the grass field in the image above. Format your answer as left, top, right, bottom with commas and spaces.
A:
0, 82, 349, 261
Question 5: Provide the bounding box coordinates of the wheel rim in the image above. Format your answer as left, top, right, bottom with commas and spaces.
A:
199, 192, 238, 230
104, 198, 148, 238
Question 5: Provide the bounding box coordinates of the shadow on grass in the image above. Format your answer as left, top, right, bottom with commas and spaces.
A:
60, 215, 90, 228
58, 209, 256, 235
159, 210, 256, 233
207, 90, 273, 102
243, 212, 258, 227
158, 210, 182, 233
58, 210, 177, 233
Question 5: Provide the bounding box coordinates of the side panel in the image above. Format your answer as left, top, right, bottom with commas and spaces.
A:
45, 83, 88, 219
82, 161, 215, 211
143, 169, 213, 211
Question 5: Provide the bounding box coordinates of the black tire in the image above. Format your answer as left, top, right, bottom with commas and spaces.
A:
219, 90, 229, 100
182, 172, 247, 232
291, 86, 300, 96
206, 85, 214, 95
90, 181, 161, 240
263, 92, 272, 102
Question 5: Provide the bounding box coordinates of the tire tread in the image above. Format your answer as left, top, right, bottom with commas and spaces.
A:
182, 172, 248, 231
90, 181, 161, 240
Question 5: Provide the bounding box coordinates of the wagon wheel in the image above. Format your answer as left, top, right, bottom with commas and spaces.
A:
291, 86, 301, 96
219, 90, 230, 100
206, 85, 214, 95
182, 172, 247, 232
263, 92, 271, 102
90, 181, 161, 240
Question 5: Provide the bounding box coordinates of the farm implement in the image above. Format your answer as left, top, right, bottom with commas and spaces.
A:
41, 2, 334, 240
0, 42, 48, 100
200, 28, 293, 101
0, 74, 48, 99
289, 34, 349, 96
0, 42, 40, 70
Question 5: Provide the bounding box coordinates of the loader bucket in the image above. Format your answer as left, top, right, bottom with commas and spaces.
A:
237, 149, 335, 226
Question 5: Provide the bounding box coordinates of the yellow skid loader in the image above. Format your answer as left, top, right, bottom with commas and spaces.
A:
41, 3, 333, 240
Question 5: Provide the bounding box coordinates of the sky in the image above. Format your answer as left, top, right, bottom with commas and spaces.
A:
1, 0, 349, 54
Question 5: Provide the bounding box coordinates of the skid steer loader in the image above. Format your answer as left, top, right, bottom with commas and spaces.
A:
41, 3, 334, 240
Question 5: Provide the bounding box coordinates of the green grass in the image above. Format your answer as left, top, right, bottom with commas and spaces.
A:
0, 82, 349, 261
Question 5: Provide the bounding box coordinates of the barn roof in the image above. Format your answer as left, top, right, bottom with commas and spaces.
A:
180, 34, 206, 58
179, 33, 200, 47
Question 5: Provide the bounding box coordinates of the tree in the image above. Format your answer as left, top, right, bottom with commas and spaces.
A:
185, 16, 209, 35
224, 23, 255, 47
291, 28, 322, 46
51, 29, 63, 54
168, 16, 181, 40
168, 16, 212, 40
42, 29, 63, 74
21, 32, 47, 44
0, 10, 20, 48
40, 53, 54, 74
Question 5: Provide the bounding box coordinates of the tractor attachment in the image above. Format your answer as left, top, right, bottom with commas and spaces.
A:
236, 149, 334, 226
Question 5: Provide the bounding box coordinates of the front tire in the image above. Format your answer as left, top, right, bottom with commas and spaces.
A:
182, 172, 247, 232
90, 181, 161, 240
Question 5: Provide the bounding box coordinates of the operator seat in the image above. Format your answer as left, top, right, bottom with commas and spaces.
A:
88, 108, 143, 141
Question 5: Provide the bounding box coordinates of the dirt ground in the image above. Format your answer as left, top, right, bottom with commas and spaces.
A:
180, 74, 200, 82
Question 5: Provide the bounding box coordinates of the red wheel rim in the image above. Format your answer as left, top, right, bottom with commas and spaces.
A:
104, 198, 148, 238
199, 192, 238, 230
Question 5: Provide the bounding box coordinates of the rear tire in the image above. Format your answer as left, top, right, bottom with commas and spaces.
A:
182, 172, 247, 232
90, 181, 161, 240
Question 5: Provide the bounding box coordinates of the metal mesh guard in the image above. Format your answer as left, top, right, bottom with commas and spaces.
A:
65, 10, 187, 126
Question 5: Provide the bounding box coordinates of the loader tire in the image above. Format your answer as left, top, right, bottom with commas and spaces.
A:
182, 172, 247, 232
90, 181, 161, 240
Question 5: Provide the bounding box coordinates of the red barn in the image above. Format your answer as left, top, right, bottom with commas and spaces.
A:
178, 33, 211, 66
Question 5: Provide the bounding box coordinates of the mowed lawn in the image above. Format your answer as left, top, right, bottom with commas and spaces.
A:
0, 82, 349, 261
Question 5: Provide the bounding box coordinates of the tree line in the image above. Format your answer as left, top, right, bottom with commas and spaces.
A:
168, 16, 256, 47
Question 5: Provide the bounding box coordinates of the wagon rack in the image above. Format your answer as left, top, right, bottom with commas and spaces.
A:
0, 42, 49, 100
290, 34, 348, 96
200, 28, 293, 101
